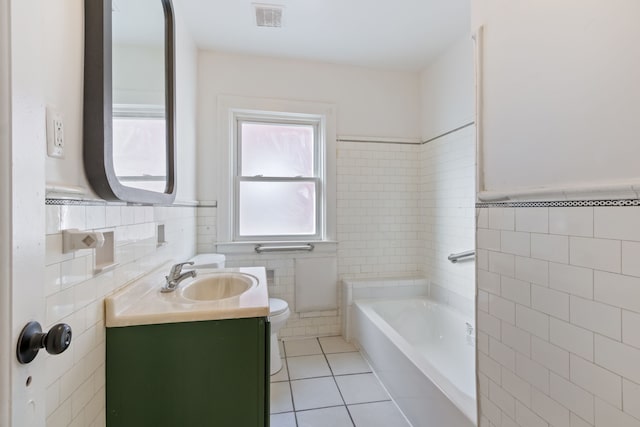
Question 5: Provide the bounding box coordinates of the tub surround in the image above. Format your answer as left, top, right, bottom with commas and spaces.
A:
105, 263, 268, 327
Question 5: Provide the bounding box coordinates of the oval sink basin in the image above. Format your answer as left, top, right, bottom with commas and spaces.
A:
180, 273, 257, 301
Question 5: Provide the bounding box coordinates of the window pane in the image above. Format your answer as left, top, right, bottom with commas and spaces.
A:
113, 117, 167, 192
238, 181, 316, 236
240, 122, 314, 177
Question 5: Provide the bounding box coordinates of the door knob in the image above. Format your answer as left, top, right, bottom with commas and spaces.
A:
16, 321, 72, 364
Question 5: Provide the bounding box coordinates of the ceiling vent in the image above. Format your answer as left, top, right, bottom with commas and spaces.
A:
254, 4, 283, 28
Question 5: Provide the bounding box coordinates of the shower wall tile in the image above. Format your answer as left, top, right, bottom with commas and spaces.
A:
478, 205, 640, 427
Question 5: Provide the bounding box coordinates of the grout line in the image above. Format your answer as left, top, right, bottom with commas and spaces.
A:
321, 339, 356, 427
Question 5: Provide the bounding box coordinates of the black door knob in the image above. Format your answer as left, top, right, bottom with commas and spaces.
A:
16, 321, 72, 364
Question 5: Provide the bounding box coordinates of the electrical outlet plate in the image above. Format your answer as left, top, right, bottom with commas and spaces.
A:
46, 107, 64, 158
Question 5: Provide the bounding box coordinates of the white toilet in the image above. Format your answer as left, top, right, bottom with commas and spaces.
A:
269, 298, 290, 375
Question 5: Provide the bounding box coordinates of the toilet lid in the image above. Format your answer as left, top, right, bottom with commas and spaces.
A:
269, 298, 288, 316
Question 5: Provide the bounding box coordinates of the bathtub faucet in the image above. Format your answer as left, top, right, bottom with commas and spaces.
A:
161, 262, 197, 293
465, 322, 474, 335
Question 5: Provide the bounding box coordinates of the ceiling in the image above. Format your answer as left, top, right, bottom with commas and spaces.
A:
178, 0, 470, 71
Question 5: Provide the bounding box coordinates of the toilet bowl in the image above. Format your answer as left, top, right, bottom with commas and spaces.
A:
269, 298, 290, 375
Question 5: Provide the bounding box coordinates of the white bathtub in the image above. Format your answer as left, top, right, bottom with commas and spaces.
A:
352, 297, 476, 427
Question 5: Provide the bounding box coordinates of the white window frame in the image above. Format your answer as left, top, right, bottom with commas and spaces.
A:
216, 96, 337, 247
233, 114, 324, 241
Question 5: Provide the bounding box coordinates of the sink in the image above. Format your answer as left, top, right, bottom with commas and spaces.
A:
179, 273, 258, 301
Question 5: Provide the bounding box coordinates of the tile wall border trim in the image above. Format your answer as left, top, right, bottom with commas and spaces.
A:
476, 198, 640, 208
45, 198, 211, 208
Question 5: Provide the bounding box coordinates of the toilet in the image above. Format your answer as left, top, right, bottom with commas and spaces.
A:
269, 298, 290, 375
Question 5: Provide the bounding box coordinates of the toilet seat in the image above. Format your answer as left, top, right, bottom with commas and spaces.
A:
269, 298, 288, 316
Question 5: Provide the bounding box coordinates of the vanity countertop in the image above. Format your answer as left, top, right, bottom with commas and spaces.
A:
105, 263, 269, 327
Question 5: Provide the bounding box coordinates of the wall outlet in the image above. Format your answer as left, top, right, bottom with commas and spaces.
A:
46, 107, 64, 158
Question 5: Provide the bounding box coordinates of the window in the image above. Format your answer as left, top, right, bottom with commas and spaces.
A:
233, 114, 324, 241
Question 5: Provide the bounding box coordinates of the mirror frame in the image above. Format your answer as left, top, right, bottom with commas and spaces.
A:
83, 0, 177, 204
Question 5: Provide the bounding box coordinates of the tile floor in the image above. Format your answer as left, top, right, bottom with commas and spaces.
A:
270, 336, 411, 427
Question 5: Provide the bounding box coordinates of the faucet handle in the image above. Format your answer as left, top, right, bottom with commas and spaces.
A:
169, 261, 194, 277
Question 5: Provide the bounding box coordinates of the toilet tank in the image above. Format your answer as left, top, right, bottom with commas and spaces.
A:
187, 253, 226, 269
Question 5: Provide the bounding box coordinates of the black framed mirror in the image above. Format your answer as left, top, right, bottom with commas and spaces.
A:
83, 0, 176, 204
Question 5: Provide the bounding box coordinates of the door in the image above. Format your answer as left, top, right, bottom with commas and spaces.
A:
1, 0, 48, 425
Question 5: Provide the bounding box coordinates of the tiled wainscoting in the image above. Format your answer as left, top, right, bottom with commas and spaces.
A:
44, 202, 196, 427
270, 336, 410, 427
477, 204, 640, 427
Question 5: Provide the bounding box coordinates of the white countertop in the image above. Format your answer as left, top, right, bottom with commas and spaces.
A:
105, 263, 269, 327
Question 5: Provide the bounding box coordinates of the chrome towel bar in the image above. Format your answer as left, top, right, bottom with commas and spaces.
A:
255, 244, 314, 254
448, 250, 475, 263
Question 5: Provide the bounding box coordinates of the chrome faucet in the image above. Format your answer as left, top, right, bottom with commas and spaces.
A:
161, 261, 197, 293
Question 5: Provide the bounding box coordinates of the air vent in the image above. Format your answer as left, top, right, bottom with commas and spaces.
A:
254, 4, 283, 28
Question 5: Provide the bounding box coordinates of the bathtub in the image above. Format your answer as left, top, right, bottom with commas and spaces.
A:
352, 297, 476, 427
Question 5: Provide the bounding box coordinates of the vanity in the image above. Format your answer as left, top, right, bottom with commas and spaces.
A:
104, 264, 270, 427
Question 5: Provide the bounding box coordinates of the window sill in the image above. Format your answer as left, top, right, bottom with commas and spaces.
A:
215, 240, 338, 255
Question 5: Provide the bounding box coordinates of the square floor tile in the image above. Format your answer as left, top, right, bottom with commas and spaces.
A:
319, 336, 357, 354
335, 373, 389, 405
326, 352, 371, 376
270, 382, 293, 414
271, 359, 289, 382
291, 377, 344, 411
348, 401, 411, 427
270, 412, 296, 427
296, 406, 354, 427
287, 355, 332, 380
284, 338, 323, 357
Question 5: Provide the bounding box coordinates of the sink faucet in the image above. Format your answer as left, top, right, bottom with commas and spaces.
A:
161, 262, 197, 293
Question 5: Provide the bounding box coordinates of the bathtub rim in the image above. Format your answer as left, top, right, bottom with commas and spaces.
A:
353, 296, 477, 425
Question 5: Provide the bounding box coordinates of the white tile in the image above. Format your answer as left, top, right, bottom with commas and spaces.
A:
501, 277, 531, 306
105, 206, 121, 228
595, 271, 640, 314
46, 234, 73, 266
570, 354, 621, 409
489, 380, 515, 419
318, 336, 357, 354
623, 310, 640, 349
326, 352, 371, 376
478, 310, 501, 340
45, 263, 61, 297
489, 251, 515, 278
516, 305, 549, 340
60, 205, 86, 230
516, 208, 548, 233
596, 334, 640, 384
623, 379, 640, 421
478, 269, 501, 295
571, 412, 592, 427
531, 233, 569, 264
335, 373, 389, 405
550, 318, 593, 361
270, 360, 289, 382
270, 382, 293, 414
284, 339, 322, 357
489, 337, 515, 372
477, 290, 489, 313
531, 336, 569, 378
501, 322, 531, 356
479, 352, 501, 383
570, 295, 620, 340
85, 206, 106, 230
489, 208, 515, 231
348, 401, 410, 427
531, 388, 570, 427
531, 285, 569, 321
595, 397, 640, 427
549, 373, 594, 424
516, 354, 550, 395
489, 295, 515, 324
515, 400, 547, 427
478, 208, 489, 229
270, 412, 296, 427
594, 207, 640, 242
296, 406, 353, 427
549, 262, 593, 299
501, 367, 531, 405
570, 236, 621, 273
477, 229, 501, 251
46, 205, 62, 235
287, 355, 331, 380
515, 256, 549, 286
291, 377, 343, 411
623, 241, 640, 278
549, 207, 594, 237
501, 231, 530, 257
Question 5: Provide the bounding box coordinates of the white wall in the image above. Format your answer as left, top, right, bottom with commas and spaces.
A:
44, 0, 199, 203
420, 37, 475, 141
196, 51, 421, 202
474, 0, 640, 196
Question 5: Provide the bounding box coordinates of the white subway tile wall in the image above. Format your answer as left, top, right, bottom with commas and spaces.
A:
44, 203, 196, 427
478, 205, 640, 427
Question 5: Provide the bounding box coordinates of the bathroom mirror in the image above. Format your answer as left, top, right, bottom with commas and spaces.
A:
83, 0, 176, 204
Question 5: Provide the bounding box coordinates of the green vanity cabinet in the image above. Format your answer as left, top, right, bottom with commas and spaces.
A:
106, 317, 270, 427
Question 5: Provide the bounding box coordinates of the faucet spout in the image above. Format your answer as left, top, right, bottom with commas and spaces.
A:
161, 262, 197, 293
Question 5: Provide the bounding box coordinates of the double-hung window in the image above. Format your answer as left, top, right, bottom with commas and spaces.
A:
233, 113, 324, 241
